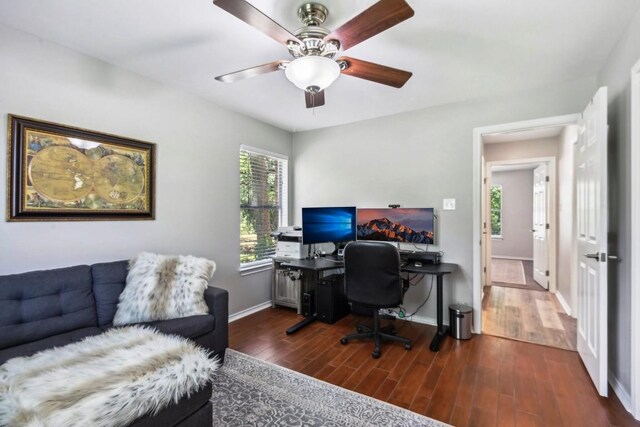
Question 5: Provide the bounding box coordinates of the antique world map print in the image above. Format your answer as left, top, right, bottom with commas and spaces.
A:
24, 129, 149, 212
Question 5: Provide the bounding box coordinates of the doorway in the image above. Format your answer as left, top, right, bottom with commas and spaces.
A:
473, 115, 581, 352
481, 156, 576, 350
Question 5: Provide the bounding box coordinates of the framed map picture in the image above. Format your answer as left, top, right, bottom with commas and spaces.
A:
7, 115, 156, 221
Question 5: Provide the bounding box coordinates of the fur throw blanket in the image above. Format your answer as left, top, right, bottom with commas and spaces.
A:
114, 252, 216, 325
0, 327, 218, 427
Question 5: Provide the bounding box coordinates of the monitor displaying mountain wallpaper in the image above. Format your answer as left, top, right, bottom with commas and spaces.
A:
357, 208, 434, 244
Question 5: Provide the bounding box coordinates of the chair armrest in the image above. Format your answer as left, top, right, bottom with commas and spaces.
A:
204, 286, 228, 358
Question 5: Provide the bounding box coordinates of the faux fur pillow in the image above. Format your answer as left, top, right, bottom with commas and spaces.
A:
113, 252, 216, 325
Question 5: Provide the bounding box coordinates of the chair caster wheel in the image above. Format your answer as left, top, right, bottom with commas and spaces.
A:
404, 343, 412, 350
372, 350, 380, 359
340, 338, 348, 345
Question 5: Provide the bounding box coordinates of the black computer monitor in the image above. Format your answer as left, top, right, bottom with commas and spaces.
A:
302, 206, 357, 245
356, 208, 435, 244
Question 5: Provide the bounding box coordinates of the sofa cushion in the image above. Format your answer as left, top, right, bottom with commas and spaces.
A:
105, 314, 215, 340
129, 383, 212, 427
142, 314, 215, 339
91, 260, 128, 326
0, 327, 102, 365
0, 265, 97, 350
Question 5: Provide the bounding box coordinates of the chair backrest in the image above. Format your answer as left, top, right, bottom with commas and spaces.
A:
344, 241, 403, 308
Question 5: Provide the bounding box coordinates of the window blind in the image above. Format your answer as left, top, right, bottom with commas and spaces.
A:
239, 146, 288, 268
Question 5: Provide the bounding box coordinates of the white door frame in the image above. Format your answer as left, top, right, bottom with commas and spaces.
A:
485, 157, 557, 294
630, 58, 640, 420
472, 114, 580, 334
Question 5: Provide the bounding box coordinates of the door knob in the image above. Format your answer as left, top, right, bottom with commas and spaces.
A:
584, 252, 599, 260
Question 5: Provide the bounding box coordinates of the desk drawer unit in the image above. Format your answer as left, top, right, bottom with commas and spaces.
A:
274, 269, 300, 312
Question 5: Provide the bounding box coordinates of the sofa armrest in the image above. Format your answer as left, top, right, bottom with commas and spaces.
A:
204, 286, 228, 360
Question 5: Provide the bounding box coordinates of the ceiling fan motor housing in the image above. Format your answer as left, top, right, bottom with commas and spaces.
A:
288, 3, 339, 58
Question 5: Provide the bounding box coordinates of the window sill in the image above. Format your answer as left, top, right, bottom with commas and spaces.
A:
239, 262, 273, 276
491, 236, 503, 240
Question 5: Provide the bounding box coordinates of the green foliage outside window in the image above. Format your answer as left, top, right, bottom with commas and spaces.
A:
240, 150, 287, 265
490, 185, 502, 237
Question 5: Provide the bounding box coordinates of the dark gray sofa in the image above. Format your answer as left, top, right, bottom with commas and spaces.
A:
0, 260, 229, 426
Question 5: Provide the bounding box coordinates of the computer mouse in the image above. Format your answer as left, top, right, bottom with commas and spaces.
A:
414, 261, 422, 267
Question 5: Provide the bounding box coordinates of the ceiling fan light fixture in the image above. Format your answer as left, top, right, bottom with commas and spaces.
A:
284, 56, 340, 92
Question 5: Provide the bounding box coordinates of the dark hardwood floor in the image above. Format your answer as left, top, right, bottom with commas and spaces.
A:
229, 307, 639, 427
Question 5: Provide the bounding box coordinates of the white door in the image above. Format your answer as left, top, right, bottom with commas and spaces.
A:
532, 164, 549, 289
576, 87, 609, 396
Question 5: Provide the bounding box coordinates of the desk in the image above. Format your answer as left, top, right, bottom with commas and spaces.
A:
277, 257, 457, 352
278, 257, 344, 335
402, 262, 457, 351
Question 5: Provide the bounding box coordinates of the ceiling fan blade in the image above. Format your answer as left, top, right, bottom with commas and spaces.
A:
338, 56, 412, 88
305, 90, 325, 109
215, 60, 287, 83
324, 0, 414, 51
213, 0, 301, 46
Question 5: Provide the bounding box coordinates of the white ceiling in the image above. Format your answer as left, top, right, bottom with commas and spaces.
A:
0, 0, 638, 132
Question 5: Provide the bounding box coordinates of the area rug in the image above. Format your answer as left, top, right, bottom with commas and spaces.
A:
491, 258, 526, 285
211, 349, 448, 426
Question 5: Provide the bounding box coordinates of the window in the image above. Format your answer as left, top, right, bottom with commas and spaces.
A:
240, 146, 288, 269
490, 184, 503, 238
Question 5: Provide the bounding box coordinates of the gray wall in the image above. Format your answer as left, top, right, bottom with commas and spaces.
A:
292, 76, 596, 324
490, 169, 534, 259
0, 24, 293, 316
597, 7, 640, 396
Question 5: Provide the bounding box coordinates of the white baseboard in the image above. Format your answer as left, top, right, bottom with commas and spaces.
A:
609, 370, 633, 415
229, 301, 272, 323
555, 291, 572, 316
491, 256, 533, 261
229, 303, 449, 330
371, 310, 447, 328
399, 313, 448, 328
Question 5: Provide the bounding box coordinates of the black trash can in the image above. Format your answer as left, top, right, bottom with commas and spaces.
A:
449, 304, 473, 340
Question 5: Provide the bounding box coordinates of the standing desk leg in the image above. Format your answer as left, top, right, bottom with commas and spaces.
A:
429, 274, 449, 351
286, 270, 318, 335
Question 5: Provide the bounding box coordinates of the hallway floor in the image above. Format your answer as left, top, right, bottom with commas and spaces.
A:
483, 260, 577, 351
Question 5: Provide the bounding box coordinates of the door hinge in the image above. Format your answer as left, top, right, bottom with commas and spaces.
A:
545, 270, 549, 277
484, 177, 487, 184
545, 176, 550, 182
546, 223, 550, 230
483, 221, 486, 229
483, 267, 487, 273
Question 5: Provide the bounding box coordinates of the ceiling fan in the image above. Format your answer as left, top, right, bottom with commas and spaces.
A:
213, 0, 415, 108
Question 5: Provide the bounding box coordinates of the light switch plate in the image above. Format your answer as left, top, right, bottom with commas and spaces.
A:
443, 198, 456, 210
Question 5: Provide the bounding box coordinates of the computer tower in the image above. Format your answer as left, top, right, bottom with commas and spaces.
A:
316, 274, 350, 324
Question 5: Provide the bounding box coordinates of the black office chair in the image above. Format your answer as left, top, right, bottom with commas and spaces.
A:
340, 241, 412, 359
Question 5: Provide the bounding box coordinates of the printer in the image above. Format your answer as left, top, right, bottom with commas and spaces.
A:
273, 227, 308, 259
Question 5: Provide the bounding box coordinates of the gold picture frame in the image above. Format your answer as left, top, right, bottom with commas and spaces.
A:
7, 115, 156, 221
